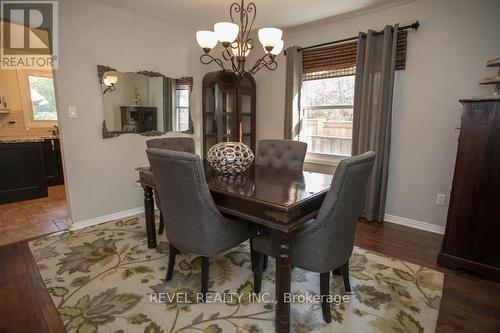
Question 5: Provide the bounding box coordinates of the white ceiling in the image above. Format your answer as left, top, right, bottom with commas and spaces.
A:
94, 0, 408, 30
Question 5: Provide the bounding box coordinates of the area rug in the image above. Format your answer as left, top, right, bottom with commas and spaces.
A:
29, 215, 443, 333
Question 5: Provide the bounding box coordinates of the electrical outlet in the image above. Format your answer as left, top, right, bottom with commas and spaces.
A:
436, 193, 446, 205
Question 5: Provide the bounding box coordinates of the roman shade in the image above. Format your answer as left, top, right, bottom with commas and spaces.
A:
302, 30, 407, 81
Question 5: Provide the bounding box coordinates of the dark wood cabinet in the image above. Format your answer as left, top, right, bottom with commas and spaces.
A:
438, 97, 500, 281
202, 71, 256, 157
120, 106, 158, 132
0, 142, 48, 204
42, 138, 64, 186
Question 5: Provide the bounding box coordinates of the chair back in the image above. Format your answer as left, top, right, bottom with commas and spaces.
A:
146, 137, 195, 153
292, 151, 375, 272
256, 139, 307, 170
146, 149, 228, 255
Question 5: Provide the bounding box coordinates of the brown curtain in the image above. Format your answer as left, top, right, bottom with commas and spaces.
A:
352, 25, 399, 222
283, 46, 303, 140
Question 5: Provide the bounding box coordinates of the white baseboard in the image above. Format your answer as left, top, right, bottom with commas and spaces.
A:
71, 207, 145, 230
384, 214, 445, 235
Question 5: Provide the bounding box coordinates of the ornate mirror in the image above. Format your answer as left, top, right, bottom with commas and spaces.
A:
97, 65, 194, 138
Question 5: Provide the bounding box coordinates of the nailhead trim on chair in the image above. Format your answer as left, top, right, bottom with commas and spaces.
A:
297, 157, 375, 240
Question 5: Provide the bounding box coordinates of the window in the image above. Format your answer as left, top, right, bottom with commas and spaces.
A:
18, 69, 58, 127
28, 75, 58, 121
174, 82, 190, 132
299, 75, 354, 159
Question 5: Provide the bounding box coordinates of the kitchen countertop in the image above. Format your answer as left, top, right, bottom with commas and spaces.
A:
0, 136, 59, 143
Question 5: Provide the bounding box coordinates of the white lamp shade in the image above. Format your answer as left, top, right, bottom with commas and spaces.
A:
214, 22, 239, 43
196, 31, 218, 50
258, 27, 283, 48
103, 75, 118, 86
270, 40, 284, 56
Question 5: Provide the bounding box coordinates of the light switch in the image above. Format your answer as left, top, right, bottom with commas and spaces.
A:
68, 106, 78, 118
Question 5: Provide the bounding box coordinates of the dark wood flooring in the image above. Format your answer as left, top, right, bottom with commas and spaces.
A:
0, 220, 499, 332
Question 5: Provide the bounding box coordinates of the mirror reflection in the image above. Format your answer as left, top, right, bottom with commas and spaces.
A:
98, 65, 193, 138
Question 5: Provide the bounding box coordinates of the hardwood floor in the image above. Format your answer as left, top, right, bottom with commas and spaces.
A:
355, 221, 500, 333
0, 185, 70, 247
0, 219, 499, 332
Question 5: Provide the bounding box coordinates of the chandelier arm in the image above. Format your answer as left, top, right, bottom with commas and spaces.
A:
200, 54, 227, 71
229, 1, 241, 24
222, 48, 239, 72
249, 53, 271, 74
249, 58, 265, 75
250, 54, 278, 75
243, 2, 256, 50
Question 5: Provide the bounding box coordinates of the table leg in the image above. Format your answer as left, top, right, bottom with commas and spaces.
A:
143, 185, 156, 248
273, 230, 292, 333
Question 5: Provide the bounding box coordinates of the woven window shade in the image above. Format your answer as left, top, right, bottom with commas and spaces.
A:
302, 30, 407, 81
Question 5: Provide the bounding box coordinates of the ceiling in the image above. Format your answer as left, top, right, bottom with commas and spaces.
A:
94, 0, 409, 31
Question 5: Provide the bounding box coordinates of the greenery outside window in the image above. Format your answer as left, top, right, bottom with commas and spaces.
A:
18, 69, 58, 128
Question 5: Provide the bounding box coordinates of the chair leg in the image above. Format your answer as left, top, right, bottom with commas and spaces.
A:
332, 268, 341, 276
250, 239, 264, 293
263, 255, 268, 270
338, 261, 351, 293
158, 212, 164, 235
320, 272, 332, 323
200, 256, 209, 303
166, 244, 178, 281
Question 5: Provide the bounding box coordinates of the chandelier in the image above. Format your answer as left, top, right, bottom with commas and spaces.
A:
196, 0, 284, 76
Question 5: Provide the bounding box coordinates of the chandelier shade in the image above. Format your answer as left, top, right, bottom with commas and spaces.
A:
270, 40, 284, 56
214, 22, 239, 44
258, 27, 283, 49
196, 31, 218, 51
196, 0, 284, 76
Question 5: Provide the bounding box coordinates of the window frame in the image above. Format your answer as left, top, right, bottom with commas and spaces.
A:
173, 85, 190, 132
17, 69, 58, 128
299, 77, 355, 166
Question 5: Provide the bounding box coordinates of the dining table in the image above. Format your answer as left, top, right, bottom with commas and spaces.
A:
136, 161, 333, 333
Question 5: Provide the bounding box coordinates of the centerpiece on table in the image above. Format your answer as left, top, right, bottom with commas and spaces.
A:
206, 142, 254, 175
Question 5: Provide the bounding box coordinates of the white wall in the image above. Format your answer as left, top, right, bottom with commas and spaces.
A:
254, 0, 500, 227
55, 0, 204, 223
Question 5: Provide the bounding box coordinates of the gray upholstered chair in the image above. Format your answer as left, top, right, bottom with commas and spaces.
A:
146, 148, 259, 301
252, 151, 376, 323
255, 139, 308, 270
146, 137, 195, 234
256, 139, 307, 171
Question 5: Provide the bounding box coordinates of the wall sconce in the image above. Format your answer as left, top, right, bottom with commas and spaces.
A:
103, 75, 118, 94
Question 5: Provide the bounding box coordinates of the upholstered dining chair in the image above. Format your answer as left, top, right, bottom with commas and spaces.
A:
255, 139, 308, 269
146, 137, 195, 235
146, 149, 259, 301
251, 151, 376, 323
256, 139, 307, 171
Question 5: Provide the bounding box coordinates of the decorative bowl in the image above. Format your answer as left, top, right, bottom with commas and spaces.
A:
206, 142, 254, 175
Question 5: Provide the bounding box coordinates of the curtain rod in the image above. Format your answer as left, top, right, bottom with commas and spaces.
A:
296, 21, 420, 52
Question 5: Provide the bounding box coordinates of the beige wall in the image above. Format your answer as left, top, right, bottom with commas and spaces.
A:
254, 0, 500, 227
55, 0, 205, 223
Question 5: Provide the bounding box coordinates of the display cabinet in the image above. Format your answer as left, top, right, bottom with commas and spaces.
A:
202, 71, 256, 157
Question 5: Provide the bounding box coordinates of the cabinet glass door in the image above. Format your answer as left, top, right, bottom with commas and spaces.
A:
238, 91, 254, 150
220, 90, 237, 142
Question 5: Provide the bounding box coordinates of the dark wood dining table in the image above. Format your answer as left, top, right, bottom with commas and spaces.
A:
136, 162, 333, 333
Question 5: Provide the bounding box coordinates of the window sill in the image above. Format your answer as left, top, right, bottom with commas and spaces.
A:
304, 152, 349, 167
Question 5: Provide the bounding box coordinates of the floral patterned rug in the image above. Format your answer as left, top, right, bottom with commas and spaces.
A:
29, 215, 443, 333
